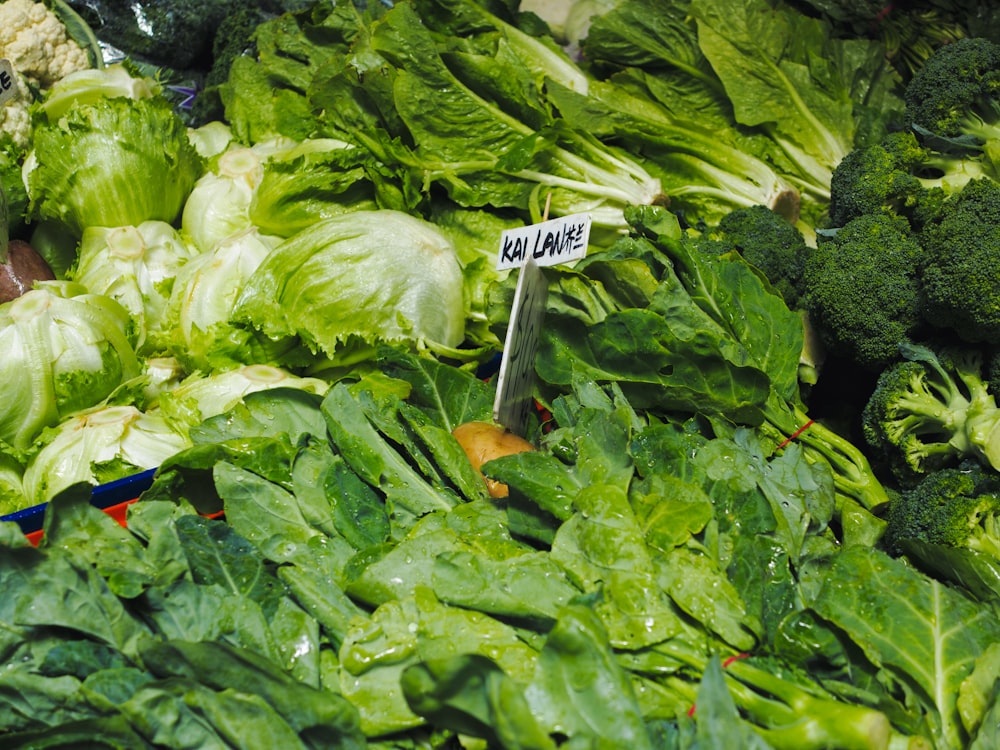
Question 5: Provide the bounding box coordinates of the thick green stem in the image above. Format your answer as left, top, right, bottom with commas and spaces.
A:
763, 399, 892, 513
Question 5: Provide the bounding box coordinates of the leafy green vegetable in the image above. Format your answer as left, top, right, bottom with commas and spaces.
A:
20, 405, 190, 510
0, 281, 140, 457
71, 221, 201, 353
233, 210, 467, 362
160, 230, 309, 372
26, 95, 203, 237
802, 545, 1000, 749
689, 0, 903, 203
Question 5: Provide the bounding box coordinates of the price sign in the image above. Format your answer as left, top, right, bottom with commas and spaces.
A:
493, 257, 547, 436
0, 60, 17, 105
496, 212, 591, 271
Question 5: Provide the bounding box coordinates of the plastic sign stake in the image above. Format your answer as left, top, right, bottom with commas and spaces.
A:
496, 212, 592, 271
493, 256, 547, 436
0, 60, 16, 105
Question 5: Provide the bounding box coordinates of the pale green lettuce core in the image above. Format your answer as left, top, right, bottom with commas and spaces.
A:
20, 404, 191, 508
181, 142, 267, 253
72, 221, 201, 353
233, 209, 467, 360
0, 281, 140, 455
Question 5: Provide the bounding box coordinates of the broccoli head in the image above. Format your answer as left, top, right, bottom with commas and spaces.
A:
903, 36, 1000, 156
828, 129, 994, 227
882, 460, 1000, 601
862, 342, 1000, 481
918, 176, 1000, 344
801, 213, 924, 371
701, 204, 810, 309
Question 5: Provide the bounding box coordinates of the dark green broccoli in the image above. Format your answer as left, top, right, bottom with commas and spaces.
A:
189, 4, 270, 125
67, 0, 245, 69
801, 213, 924, 371
882, 460, 1000, 600
862, 342, 1000, 481
918, 176, 1000, 344
827, 129, 994, 227
711, 204, 810, 309
792, 2, 1000, 82
903, 36, 1000, 155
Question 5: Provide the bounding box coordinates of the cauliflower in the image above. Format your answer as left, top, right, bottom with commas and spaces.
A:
1, 67, 32, 148
0, 0, 91, 89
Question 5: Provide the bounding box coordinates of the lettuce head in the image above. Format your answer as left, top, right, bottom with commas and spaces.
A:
181, 141, 269, 253
0, 281, 140, 455
155, 364, 330, 440
161, 228, 310, 372
233, 209, 467, 362
25, 95, 204, 236
72, 221, 201, 353
20, 404, 190, 509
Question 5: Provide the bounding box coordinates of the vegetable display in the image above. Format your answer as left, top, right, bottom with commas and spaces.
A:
1, 0, 1000, 748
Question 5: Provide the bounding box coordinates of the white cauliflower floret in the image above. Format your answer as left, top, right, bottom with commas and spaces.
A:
0, 0, 91, 89
1, 68, 32, 148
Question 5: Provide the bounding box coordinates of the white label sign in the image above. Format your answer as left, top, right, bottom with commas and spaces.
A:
496, 212, 591, 271
493, 257, 547, 435
0, 60, 16, 105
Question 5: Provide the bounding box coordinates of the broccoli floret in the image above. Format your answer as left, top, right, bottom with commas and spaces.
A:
918, 176, 1000, 344
189, 4, 268, 125
72, 0, 258, 70
862, 342, 1000, 481
801, 213, 924, 371
881, 460, 1000, 601
903, 37, 1000, 157
883, 461, 1000, 554
828, 129, 994, 227
712, 205, 810, 309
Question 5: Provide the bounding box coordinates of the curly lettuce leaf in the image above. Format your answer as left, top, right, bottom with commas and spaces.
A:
26, 96, 203, 236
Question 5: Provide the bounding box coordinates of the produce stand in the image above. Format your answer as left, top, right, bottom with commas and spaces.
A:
3, 1, 1000, 749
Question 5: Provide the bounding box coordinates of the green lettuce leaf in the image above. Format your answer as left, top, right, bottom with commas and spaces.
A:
26, 96, 203, 236
233, 210, 466, 359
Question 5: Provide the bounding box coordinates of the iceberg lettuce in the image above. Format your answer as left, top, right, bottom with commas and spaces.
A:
155, 364, 331, 440
180, 142, 270, 253
161, 228, 307, 372
182, 136, 382, 252
233, 210, 466, 362
25, 95, 204, 236
71, 221, 201, 353
0, 281, 140, 455
0, 451, 24, 515
20, 404, 191, 508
